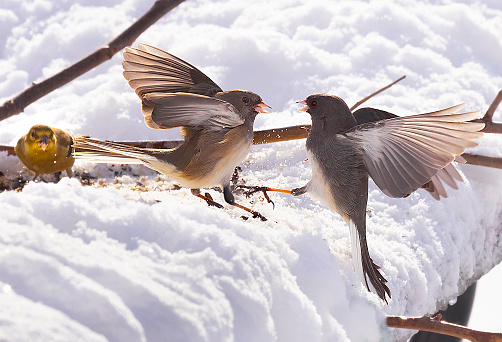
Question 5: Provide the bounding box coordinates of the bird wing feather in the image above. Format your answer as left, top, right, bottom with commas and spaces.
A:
347, 107, 484, 198
143, 92, 245, 130
122, 44, 222, 97
353, 106, 465, 199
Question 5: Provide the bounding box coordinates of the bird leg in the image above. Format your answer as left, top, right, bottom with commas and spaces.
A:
238, 184, 309, 208
239, 185, 292, 196
191, 187, 267, 221
237, 185, 281, 208
54, 171, 62, 182
224, 185, 267, 221
191, 189, 224, 209
232, 202, 267, 221
231, 166, 242, 186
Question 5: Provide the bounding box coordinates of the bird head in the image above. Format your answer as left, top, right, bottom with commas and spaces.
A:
27, 125, 55, 152
219, 90, 271, 119
297, 94, 357, 132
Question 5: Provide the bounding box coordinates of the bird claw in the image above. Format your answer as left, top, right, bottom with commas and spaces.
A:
200, 193, 224, 209
237, 185, 275, 208
237, 185, 264, 196
291, 187, 307, 196
251, 210, 268, 221
290, 188, 301, 196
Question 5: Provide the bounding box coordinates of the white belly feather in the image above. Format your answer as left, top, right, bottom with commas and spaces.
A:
306, 151, 340, 213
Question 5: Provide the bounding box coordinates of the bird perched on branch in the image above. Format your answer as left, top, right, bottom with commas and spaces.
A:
243, 96, 484, 302
15, 124, 74, 180
73, 44, 270, 219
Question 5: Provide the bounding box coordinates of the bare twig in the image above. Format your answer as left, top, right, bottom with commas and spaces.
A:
349, 75, 406, 111
254, 76, 406, 144
0, 146, 15, 156
253, 125, 309, 145
475, 121, 502, 134
483, 90, 502, 122
0, 0, 186, 122
462, 153, 502, 169
387, 314, 502, 342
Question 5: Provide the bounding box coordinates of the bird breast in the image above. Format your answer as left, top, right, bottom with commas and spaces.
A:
173, 125, 253, 189
305, 150, 341, 213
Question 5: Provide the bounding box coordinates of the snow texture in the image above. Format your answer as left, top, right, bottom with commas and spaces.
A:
1, 0, 502, 341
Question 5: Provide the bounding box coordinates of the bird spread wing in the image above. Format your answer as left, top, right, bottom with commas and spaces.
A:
346, 104, 484, 198
353, 106, 465, 200
122, 43, 222, 98
143, 92, 245, 130
353, 107, 398, 124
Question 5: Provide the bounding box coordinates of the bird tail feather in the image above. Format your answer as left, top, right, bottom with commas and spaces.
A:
349, 220, 365, 283
72, 136, 158, 165
349, 219, 391, 303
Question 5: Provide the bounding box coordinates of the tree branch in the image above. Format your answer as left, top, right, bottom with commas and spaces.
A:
387, 314, 502, 342
349, 75, 406, 111
483, 90, 502, 122
0, 0, 186, 122
0, 146, 15, 156
3, 78, 502, 172
475, 121, 502, 134
253, 125, 309, 144
461, 153, 502, 169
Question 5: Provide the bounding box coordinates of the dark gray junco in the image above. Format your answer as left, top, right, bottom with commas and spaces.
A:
73, 44, 270, 219
242, 95, 484, 302
292, 94, 484, 302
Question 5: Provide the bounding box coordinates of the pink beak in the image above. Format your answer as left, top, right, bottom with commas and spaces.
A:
297, 100, 309, 112
254, 102, 271, 113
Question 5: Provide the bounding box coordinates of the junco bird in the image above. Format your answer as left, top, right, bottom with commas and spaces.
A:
243, 106, 466, 202
73, 44, 270, 219
244, 95, 484, 302
15, 124, 74, 180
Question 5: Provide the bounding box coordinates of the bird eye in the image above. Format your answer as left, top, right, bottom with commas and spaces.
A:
311, 100, 317, 107
31, 132, 36, 139
242, 96, 250, 103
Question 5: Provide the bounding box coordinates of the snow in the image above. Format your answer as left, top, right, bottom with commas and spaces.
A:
1, 0, 502, 341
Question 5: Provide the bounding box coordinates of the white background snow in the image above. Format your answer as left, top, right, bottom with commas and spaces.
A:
1, 0, 502, 341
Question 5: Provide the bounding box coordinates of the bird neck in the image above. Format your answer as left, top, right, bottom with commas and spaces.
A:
239, 115, 257, 133
244, 113, 257, 125
312, 112, 357, 135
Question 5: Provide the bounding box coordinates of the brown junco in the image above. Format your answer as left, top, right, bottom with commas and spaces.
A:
73, 44, 270, 219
